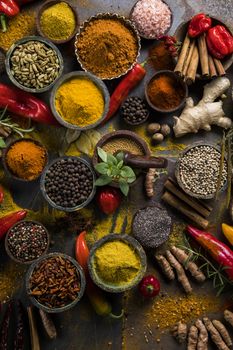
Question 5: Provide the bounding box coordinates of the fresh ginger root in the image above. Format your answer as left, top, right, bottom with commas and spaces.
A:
203, 317, 230, 350
212, 320, 232, 348
171, 321, 187, 343
224, 309, 233, 328
171, 246, 206, 282
155, 254, 175, 280
173, 77, 232, 137
187, 325, 198, 350
145, 168, 157, 198
195, 319, 208, 350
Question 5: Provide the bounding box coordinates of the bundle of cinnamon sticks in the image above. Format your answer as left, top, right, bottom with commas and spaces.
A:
174, 32, 225, 84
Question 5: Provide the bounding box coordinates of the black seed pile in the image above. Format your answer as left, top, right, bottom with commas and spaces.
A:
121, 96, 149, 125
7, 221, 48, 262
44, 158, 93, 208
132, 206, 172, 248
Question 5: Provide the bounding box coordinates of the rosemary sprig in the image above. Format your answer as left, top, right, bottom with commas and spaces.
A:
0, 107, 34, 137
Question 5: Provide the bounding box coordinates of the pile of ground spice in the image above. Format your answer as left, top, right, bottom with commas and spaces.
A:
76, 18, 138, 79
102, 138, 144, 155
149, 42, 175, 71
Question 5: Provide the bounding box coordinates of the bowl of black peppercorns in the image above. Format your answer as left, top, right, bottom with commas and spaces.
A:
40, 156, 96, 212
121, 96, 149, 125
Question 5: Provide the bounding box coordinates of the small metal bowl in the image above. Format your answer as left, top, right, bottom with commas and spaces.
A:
145, 70, 188, 113
2, 138, 48, 182
36, 0, 79, 44
129, 0, 173, 40
40, 156, 96, 212
75, 13, 141, 80
88, 234, 147, 293
50, 71, 110, 130
175, 142, 228, 199
25, 252, 86, 313
5, 220, 50, 265
5, 36, 64, 93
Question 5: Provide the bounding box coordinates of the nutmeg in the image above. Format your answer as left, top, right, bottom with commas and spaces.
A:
147, 123, 161, 135
152, 133, 164, 144
160, 124, 171, 137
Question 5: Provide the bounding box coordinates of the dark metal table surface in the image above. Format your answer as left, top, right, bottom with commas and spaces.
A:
1, 0, 233, 349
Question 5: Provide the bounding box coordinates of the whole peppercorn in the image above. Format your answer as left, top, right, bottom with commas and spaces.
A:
147, 123, 161, 135
160, 124, 171, 136
121, 96, 149, 125
152, 133, 164, 144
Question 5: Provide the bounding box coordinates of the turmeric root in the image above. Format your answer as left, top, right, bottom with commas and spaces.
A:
212, 320, 232, 347
187, 325, 198, 350
203, 317, 230, 350
145, 168, 157, 198
171, 246, 206, 282
155, 254, 175, 280
224, 309, 233, 328
165, 250, 192, 293
195, 319, 208, 350
171, 321, 187, 343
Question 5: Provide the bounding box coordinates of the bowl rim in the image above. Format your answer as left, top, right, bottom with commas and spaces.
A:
88, 233, 147, 293
175, 141, 228, 199
5, 220, 50, 265
36, 0, 80, 44
144, 69, 188, 113
25, 252, 86, 313
2, 138, 48, 182
5, 35, 64, 94
129, 0, 173, 40
40, 155, 96, 212
74, 12, 141, 80
50, 70, 110, 130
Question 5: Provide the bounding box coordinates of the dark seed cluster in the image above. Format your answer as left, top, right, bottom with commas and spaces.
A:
44, 158, 93, 208
121, 96, 149, 125
7, 221, 48, 262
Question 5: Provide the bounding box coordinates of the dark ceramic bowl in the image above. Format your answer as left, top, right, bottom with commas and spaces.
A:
36, 0, 79, 44
145, 70, 188, 113
40, 156, 96, 212
5, 220, 50, 265
88, 234, 147, 293
2, 138, 48, 183
129, 0, 173, 40
50, 71, 110, 130
25, 252, 86, 313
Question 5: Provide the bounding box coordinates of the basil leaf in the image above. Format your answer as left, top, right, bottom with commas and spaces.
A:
120, 166, 136, 178
111, 166, 120, 177
95, 175, 112, 186
97, 147, 107, 162
95, 163, 108, 175
0, 137, 6, 148
119, 180, 129, 196
117, 160, 124, 169
127, 175, 136, 184
107, 153, 117, 165
116, 151, 124, 162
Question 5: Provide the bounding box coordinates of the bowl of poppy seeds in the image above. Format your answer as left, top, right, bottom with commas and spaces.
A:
132, 206, 172, 248
40, 156, 96, 212
5, 220, 50, 264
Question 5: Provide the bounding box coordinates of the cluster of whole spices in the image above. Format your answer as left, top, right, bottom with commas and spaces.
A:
1, 0, 233, 350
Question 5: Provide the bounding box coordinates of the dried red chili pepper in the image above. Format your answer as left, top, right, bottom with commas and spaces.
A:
188, 13, 212, 38
0, 210, 27, 240
186, 225, 233, 281
96, 187, 122, 215
0, 301, 13, 350
0, 0, 19, 32
206, 25, 233, 59
0, 185, 4, 204
103, 62, 146, 123
0, 84, 60, 126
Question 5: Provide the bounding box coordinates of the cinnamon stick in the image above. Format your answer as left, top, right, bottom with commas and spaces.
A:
182, 39, 195, 76
208, 54, 217, 78
186, 45, 199, 84
162, 191, 209, 229
174, 33, 190, 75
198, 34, 209, 76
213, 58, 225, 76
27, 306, 40, 350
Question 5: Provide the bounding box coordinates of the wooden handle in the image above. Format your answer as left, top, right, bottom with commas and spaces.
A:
27, 306, 40, 350
124, 153, 168, 169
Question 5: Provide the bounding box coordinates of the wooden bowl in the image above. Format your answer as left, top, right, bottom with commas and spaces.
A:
36, 0, 79, 44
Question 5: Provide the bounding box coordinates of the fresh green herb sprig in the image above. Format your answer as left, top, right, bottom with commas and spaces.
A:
94, 147, 136, 196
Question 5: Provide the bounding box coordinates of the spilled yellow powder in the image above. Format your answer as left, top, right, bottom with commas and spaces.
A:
65, 143, 81, 157
0, 185, 21, 218
0, 261, 26, 303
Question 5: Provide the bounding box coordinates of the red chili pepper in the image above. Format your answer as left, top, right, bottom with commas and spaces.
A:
0, 185, 4, 204
188, 13, 212, 38
186, 225, 233, 281
0, 84, 60, 126
96, 187, 122, 215
0, 210, 27, 240
0, 0, 19, 33
75, 231, 89, 274
139, 275, 160, 298
103, 62, 146, 123
206, 25, 233, 59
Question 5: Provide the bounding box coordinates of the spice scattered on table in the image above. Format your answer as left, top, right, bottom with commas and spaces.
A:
131, 0, 171, 39
55, 76, 104, 127
149, 41, 175, 70
121, 97, 149, 125
132, 206, 171, 248
10, 40, 61, 90
7, 221, 48, 263
44, 158, 94, 209
29, 255, 81, 308
76, 17, 138, 79
5, 139, 47, 181
40, 2, 76, 41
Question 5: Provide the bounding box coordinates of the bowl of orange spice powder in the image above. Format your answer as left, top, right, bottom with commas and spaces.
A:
3, 138, 48, 182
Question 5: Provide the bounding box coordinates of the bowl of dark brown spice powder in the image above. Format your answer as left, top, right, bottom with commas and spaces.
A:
26, 252, 86, 313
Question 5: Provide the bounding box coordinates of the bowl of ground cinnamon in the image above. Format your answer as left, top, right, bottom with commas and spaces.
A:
145, 70, 188, 113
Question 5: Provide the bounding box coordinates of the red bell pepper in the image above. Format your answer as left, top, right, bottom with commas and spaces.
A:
0, 0, 19, 33
206, 25, 233, 59
186, 225, 233, 281
103, 62, 146, 123
0, 210, 27, 240
0, 185, 4, 204
96, 187, 121, 215
0, 84, 60, 126
188, 13, 212, 38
